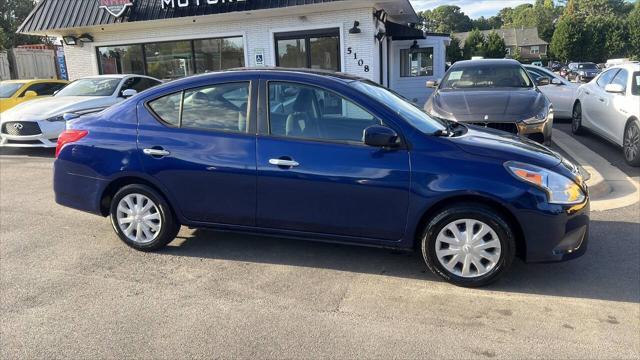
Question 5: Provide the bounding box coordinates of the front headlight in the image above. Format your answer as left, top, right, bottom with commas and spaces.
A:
45, 115, 65, 122
523, 106, 551, 125
505, 161, 585, 204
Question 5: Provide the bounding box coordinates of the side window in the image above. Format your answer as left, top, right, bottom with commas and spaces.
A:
21, 83, 63, 96
133, 78, 161, 92
268, 82, 381, 143
610, 70, 628, 92
526, 69, 544, 82
596, 69, 619, 88
148, 92, 181, 126
181, 82, 250, 132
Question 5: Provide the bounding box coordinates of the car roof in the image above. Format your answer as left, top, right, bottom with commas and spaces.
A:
1, 79, 68, 84
450, 59, 523, 68
608, 62, 640, 71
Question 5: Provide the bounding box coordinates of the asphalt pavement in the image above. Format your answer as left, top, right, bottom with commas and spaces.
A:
0, 145, 639, 359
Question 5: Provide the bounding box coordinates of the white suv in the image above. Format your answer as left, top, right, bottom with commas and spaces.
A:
572, 62, 640, 166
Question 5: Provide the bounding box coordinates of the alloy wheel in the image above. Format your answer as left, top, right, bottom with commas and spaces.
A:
116, 193, 162, 244
572, 105, 581, 133
624, 123, 639, 162
434, 219, 502, 278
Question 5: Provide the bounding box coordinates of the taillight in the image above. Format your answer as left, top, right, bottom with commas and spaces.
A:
55, 130, 88, 158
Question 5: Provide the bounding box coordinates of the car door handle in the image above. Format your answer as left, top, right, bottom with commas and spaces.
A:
585, 91, 590, 95
269, 158, 299, 167
599, 98, 605, 102
143, 148, 171, 157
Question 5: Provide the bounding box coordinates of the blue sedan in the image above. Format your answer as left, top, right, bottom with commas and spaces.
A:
53, 69, 589, 287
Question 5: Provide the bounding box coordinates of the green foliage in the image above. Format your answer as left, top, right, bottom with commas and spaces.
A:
0, 0, 43, 49
446, 36, 464, 64
628, 1, 640, 59
471, 16, 503, 31
418, 6, 473, 33
484, 31, 507, 59
0, 28, 6, 50
463, 29, 486, 59
550, 15, 587, 61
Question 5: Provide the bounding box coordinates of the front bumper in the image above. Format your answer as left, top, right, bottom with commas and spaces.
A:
517, 198, 590, 263
0, 120, 65, 148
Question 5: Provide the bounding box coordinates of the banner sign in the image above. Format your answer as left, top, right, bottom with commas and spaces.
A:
100, 0, 134, 18
161, 0, 247, 9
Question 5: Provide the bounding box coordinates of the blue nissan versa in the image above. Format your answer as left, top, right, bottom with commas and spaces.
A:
54, 69, 589, 287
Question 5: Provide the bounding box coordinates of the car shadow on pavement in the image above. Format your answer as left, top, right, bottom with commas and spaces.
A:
0, 147, 55, 158
159, 219, 639, 304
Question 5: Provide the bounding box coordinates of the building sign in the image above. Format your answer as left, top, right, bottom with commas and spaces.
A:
254, 48, 265, 66
161, 0, 246, 9
99, 0, 133, 18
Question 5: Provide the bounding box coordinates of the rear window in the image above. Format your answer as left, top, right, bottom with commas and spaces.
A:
0, 83, 23, 98
578, 63, 597, 70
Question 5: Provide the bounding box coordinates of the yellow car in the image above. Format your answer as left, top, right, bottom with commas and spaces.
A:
1, 79, 69, 113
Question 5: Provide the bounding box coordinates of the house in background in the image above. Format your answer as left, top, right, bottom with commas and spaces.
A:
452, 27, 548, 61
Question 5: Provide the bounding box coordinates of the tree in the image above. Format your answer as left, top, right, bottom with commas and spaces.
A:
418, 6, 473, 33
0, 28, 6, 50
550, 15, 587, 61
446, 36, 464, 64
484, 31, 506, 58
629, 1, 640, 59
471, 16, 503, 30
0, 0, 43, 49
463, 29, 486, 59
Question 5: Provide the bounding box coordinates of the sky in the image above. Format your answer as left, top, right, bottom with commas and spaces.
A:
410, 0, 536, 19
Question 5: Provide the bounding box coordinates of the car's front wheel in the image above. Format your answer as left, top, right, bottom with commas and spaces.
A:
623, 120, 640, 167
572, 103, 584, 135
110, 184, 180, 251
421, 204, 515, 287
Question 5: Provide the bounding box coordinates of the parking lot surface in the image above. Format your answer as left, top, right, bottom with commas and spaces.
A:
1, 148, 639, 359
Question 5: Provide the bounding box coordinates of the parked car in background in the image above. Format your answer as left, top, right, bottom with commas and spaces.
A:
524, 65, 578, 119
53, 69, 589, 287
572, 63, 640, 166
531, 61, 543, 67
550, 62, 563, 73
0, 75, 161, 148
559, 66, 570, 78
425, 59, 553, 145
0, 79, 69, 113
567, 62, 600, 83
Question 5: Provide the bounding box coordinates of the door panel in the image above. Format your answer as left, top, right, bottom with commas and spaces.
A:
136, 81, 257, 225
256, 137, 410, 240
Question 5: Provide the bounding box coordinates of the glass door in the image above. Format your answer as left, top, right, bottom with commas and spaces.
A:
275, 29, 340, 72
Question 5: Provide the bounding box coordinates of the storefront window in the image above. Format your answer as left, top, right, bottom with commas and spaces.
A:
97, 36, 245, 80
275, 29, 340, 71
98, 45, 144, 75
194, 37, 245, 73
400, 48, 434, 77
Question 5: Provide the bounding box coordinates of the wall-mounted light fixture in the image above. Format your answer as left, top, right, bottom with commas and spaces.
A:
62, 36, 78, 46
78, 33, 94, 43
349, 21, 361, 34
410, 40, 420, 51
375, 31, 386, 42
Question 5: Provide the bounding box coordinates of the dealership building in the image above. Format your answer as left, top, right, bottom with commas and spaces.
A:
19, 0, 449, 104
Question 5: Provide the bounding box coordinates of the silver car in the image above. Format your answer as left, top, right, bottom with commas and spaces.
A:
0, 75, 161, 148
524, 65, 579, 120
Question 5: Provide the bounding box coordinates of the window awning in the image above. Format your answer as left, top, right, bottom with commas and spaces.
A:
385, 21, 425, 41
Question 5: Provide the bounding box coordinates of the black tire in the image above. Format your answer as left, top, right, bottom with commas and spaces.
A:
571, 102, 583, 135
420, 203, 516, 287
623, 120, 640, 167
109, 184, 180, 251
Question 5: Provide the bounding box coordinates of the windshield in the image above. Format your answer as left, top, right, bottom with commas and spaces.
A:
633, 72, 640, 96
440, 64, 533, 89
56, 78, 120, 97
0, 83, 23, 98
351, 80, 446, 134
578, 63, 597, 70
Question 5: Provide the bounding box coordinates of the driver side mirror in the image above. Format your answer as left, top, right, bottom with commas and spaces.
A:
426, 80, 439, 88
121, 89, 138, 98
604, 83, 625, 94
23, 90, 38, 98
551, 78, 562, 85
363, 125, 399, 148
536, 77, 550, 86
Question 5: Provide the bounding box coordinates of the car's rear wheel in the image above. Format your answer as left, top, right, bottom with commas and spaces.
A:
572, 103, 583, 135
421, 204, 515, 287
623, 120, 640, 166
110, 184, 179, 251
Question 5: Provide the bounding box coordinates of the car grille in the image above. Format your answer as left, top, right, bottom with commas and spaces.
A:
466, 122, 519, 134
1, 122, 42, 136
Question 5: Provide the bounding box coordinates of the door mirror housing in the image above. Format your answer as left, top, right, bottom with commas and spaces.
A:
536, 77, 550, 86
23, 90, 38, 98
363, 125, 399, 148
604, 83, 625, 94
426, 80, 439, 88
121, 89, 138, 98
551, 78, 563, 85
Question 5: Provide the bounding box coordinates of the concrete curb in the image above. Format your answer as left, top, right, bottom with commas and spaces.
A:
553, 130, 639, 212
